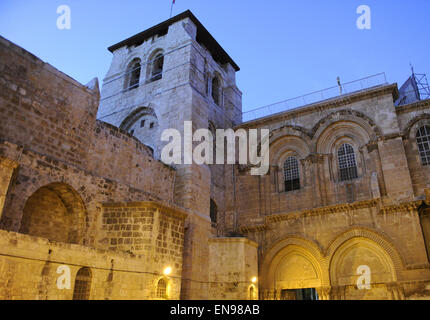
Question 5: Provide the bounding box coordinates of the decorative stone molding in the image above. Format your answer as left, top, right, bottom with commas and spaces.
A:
403, 113, 430, 140
310, 109, 382, 140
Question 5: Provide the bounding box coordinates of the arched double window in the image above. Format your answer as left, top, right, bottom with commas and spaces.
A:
416, 125, 430, 166
126, 59, 141, 90
156, 278, 167, 299
284, 156, 300, 192
73, 267, 92, 300
337, 143, 358, 181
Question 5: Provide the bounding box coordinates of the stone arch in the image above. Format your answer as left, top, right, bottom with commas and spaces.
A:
314, 118, 372, 183
403, 114, 430, 139
327, 227, 404, 285
124, 58, 142, 90
270, 134, 311, 192
146, 49, 164, 82
315, 119, 373, 155
270, 135, 311, 165
119, 106, 157, 132
311, 110, 382, 143
19, 182, 86, 244
261, 236, 329, 291
119, 106, 159, 154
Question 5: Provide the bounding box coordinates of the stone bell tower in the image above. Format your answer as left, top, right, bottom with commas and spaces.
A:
98, 10, 242, 299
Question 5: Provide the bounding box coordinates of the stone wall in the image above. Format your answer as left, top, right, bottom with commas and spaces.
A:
0, 230, 182, 300
208, 237, 258, 300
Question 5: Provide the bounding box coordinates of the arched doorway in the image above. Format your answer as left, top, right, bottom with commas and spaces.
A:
19, 182, 86, 244
261, 238, 327, 300
329, 237, 398, 300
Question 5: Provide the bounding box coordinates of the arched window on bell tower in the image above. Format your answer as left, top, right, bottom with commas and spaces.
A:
125, 59, 141, 91
149, 52, 164, 82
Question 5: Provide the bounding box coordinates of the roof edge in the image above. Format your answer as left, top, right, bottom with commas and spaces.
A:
107, 10, 240, 71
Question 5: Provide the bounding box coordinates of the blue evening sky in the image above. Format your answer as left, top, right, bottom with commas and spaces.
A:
0, 0, 429, 112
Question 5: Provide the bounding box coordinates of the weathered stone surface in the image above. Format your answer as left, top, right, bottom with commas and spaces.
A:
1, 11, 430, 300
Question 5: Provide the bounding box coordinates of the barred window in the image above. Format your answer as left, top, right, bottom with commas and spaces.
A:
73, 268, 92, 300
338, 143, 358, 181
284, 156, 300, 192
416, 125, 430, 166
156, 279, 167, 299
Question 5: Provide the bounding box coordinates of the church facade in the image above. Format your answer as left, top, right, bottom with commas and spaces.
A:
0, 10, 430, 300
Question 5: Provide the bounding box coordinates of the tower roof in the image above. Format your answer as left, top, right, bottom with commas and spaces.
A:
108, 10, 240, 71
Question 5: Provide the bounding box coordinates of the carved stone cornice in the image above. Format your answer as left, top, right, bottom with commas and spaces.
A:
266, 199, 379, 223
239, 224, 268, 234
379, 200, 422, 215
236, 84, 399, 129
239, 199, 423, 233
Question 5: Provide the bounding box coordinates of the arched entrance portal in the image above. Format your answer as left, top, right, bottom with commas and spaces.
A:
19, 182, 86, 244
329, 237, 398, 300
261, 238, 328, 300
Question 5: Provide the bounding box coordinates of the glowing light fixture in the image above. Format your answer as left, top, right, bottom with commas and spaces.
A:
163, 266, 172, 276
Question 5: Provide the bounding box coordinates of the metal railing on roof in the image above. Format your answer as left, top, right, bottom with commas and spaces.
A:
242, 72, 388, 123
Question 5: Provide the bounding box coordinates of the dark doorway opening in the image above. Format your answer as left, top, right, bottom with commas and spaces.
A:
281, 288, 318, 300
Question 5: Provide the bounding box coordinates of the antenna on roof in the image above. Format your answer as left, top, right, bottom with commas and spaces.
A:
170, 0, 176, 18
337, 76, 343, 95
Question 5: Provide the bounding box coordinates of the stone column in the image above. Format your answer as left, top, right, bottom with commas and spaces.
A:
377, 137, 414, 201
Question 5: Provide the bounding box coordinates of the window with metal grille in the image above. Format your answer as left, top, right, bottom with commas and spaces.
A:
284, 156, 300, 192
73, 268, 92, 300
156, 279, 167, 299
416, 125, 430, 166
338, 143, 358, 181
